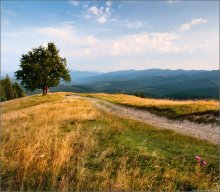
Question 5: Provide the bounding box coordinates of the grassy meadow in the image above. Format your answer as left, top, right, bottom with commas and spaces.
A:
1, 92, 219, 191
83, 93, 219, 124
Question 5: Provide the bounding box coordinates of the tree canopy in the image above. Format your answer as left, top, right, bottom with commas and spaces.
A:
15, 42, 71, 95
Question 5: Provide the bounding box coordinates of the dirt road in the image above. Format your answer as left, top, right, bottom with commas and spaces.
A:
67, 95, 219, 144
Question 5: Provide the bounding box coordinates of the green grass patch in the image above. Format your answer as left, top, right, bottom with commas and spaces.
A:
80, 112, 219, 190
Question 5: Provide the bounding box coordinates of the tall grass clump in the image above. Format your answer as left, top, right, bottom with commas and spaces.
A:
1, 95, 100, 190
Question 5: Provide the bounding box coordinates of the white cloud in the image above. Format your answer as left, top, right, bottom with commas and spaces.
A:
84, 2, 145, 27
179, 18, 208, 31
97, 16, 107, 24
108, 32, 181, 56
87, 5, 111, 24
3, 24, 210, 59
31, 25, 209, 57
69, 0, 79, 6
88, 6, 99, 16
35, 25, 74, 40
2, 24, 215, 72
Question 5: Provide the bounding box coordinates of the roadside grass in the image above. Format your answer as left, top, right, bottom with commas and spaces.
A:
1, 93, 219, 191
82, 93, 219, 124
82, 116, 219, 190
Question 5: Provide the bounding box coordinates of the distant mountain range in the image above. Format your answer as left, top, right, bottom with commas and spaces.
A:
2, 69, 219, 99
69, 69, 219, 99
72, 69, 208, 84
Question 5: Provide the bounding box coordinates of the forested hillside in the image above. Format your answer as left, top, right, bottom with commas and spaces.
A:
0, 75, 25, 101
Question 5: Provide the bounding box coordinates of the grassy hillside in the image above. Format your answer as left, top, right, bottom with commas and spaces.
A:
1, 93, 219, 191
82, 93, 219, 124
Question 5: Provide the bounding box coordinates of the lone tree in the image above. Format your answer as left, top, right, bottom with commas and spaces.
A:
15, 42, 71, 95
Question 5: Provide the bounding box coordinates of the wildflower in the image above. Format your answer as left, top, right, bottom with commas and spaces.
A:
202, 161, 207, 166
195, 155, 207, 166
195, 155, 201, 161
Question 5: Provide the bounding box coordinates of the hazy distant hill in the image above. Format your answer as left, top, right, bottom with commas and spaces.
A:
69, 70, 103, 83
71, 69, 219, 99
74, 69, 207, 84
1, 70, 102, 83
3, 69, 219, 99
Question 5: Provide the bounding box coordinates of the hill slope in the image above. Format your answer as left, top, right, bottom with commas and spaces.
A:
1, 93, 219, 191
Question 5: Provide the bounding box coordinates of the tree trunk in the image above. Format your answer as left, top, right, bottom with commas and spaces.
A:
42, 86, 49, 95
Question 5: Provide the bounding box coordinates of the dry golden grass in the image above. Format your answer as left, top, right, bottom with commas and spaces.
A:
84, 93, 219, 112
1, 95, 100, 190
1, 92, 67, 113
1, 93, 219, 191
83, 93, 219, 123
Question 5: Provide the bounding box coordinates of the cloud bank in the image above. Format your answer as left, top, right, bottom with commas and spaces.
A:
179, 18, 208, 31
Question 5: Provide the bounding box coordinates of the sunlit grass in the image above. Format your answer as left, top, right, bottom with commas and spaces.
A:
1, 92, 67, 113
82, 93, 219, 123
1, 92, 219, 191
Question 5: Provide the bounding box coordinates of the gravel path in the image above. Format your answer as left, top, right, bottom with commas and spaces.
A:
67, 95, 219, 144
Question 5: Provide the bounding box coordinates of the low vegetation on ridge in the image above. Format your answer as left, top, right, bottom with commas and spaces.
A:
1, 93, 219, 191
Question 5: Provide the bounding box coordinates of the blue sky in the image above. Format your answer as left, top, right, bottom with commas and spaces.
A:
1, 0, 219, 72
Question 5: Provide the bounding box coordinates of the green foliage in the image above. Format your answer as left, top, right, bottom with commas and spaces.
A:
0, 82, 7, 101
0, 75, 25, 102
4, 75, 15, 100
15, 42, 71, 95
13, 82, 25, 98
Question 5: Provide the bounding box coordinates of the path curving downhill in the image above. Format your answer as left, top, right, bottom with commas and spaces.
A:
67, 95, 219, 144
